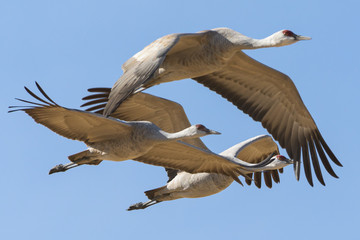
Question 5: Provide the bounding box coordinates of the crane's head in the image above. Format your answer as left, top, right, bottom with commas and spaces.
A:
272, 30, 312, 47
267, 154, 294, 169
193, 124, 221, 136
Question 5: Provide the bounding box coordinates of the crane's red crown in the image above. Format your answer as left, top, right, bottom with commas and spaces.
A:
282, 30, 295, 37
276, 155, 287, 161
195, 124, 207, 131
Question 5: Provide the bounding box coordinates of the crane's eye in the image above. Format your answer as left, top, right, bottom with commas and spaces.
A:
196, 124, 207, 131
282, 30, 295, 37
276, 155, 287, 161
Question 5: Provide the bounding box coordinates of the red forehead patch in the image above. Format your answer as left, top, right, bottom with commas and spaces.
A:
282, 30, 295, 37
276, 155, 286, 161
195, 124, 206, 131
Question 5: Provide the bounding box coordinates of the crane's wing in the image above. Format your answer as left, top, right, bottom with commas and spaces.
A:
9, 83, 133, 144
193, 51, 341, 186
81, 88, 208, 150
134, 140, 259, 185
221, 135, 281, 188
103, 31, 212, 116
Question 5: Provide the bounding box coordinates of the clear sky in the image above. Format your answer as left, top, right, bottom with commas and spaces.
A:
2, 0, 359, 239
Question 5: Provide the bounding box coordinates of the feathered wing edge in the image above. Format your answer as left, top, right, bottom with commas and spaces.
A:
9, 82, 59, 113
80, 88, 287, 188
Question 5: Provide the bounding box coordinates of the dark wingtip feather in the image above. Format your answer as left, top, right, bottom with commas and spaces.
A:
254, 172, 261, 189
35, 81, 58, 106
87, 87, 111, 93
264, 171, 272, 188
245, 173, 253, 186
9, 82, 57, 114
233, 176, 244, 186
317, 130, 342, 167
8, 105, 33, 113
302, 141, 313, 187
82, 93, 109, 101
81, 98, 107, 107
293, 160, 301, 181
314, 137, 338, 181
84, 103, 106, 112
271, 170, 280, 184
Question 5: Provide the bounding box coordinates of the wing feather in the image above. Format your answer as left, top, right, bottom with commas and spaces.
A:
10, 83, 133, 144
193, 51, 340, 185
104, 32, 210, 116
82, 88, 208, 150
221, 135, 282, 188
134, 141, 249, 184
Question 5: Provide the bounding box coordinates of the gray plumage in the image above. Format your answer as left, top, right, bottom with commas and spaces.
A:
127, 135, 293, 211
101, 27, 341, 186
10, 83, 281, 184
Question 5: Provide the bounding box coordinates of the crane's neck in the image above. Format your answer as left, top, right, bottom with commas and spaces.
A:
234, 35, 282, 50
230, 31, 289, 50
230, 158, 274, 172
160, 128, 202, 141
226, 155, 285, 174
239, 162, 276, 173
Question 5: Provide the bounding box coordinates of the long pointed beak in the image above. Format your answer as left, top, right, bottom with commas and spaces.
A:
208, 129, 221, 135
286, 158, 294, 164
296, 35, 312, 40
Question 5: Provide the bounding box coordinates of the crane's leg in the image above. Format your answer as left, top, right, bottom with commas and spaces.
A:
127, 200, 161, 211
49, 162, 80, 174
48, 160, 102, 174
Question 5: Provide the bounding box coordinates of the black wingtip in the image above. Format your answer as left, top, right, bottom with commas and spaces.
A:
234, 177, 244, 186
294, 160, 301, 181
87, 87, 111, 93
317, 130, 342, 167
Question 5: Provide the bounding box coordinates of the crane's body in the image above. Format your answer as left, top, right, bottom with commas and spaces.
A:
12, 83, 289, 183
101, 27, 341, 186
147, 172, 234, 201
127, 135, 293, 210
132, 28, 305, 89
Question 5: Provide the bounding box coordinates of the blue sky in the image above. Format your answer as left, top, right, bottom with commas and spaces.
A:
1, 0, 359, 239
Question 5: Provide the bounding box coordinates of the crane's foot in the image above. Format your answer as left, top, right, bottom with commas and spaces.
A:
127, 202, 147, 211
49, 162, 79, 175
49, 164, 67, 174
127, 200, 160, 211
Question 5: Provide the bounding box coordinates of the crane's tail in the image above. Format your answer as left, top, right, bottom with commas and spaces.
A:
68, 150, 102, 165
144, 186, 167, 200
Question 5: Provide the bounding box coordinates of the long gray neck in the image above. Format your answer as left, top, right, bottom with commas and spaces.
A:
219, 28, 281, 50
233, 35, 278, 50
225, 155, 278, 174
160, 128, 199, 141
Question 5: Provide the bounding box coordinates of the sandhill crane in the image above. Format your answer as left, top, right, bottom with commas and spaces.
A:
10, 83, 283, 184
127, 135, 293, 211
100, 28, 341, 186
81, 88, 293, 188
81, 89, 293, 210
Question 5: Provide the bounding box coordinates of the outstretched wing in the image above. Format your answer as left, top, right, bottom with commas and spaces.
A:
9, 82, 133, 144
103, 31, 211, 116
221, 135, 281, 188
193, 51, 341, 186
82, 88, 208, 150
134, 140, 258, 185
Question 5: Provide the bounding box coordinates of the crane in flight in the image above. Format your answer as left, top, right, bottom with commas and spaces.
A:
127, 135, 293, 211
100, 28, 341, 186
10, 83, 288, 185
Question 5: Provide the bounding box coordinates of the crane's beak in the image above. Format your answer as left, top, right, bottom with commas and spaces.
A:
285, 158, 294, 164
295, 35, 312, 41
208, 129, 221, 135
